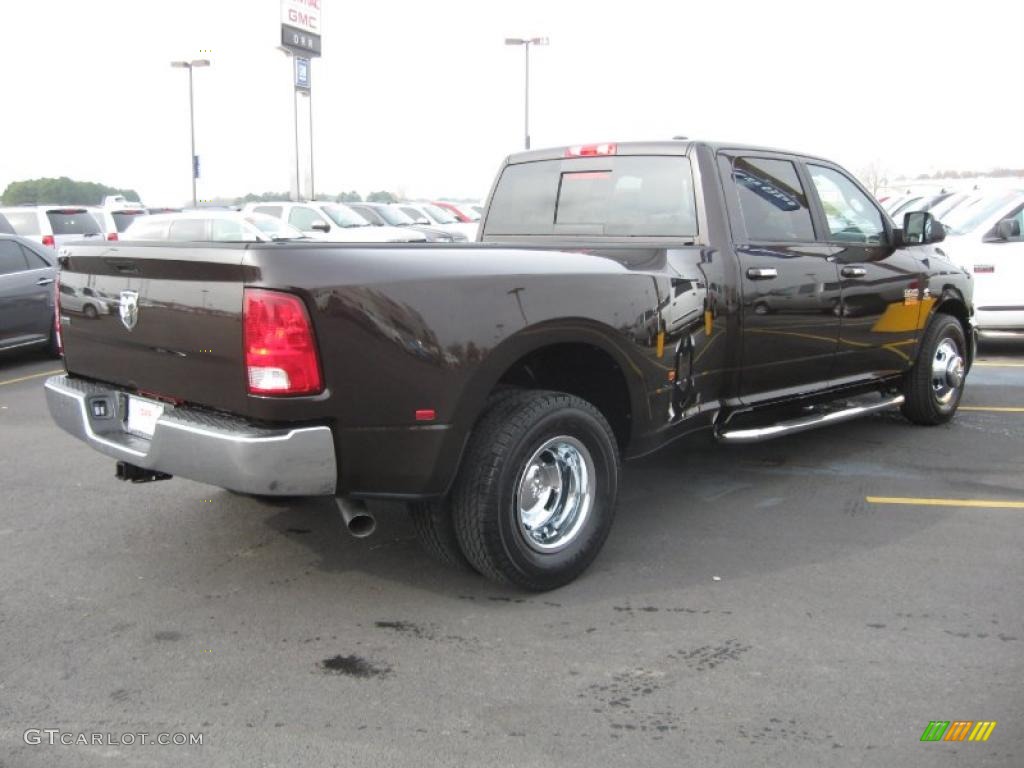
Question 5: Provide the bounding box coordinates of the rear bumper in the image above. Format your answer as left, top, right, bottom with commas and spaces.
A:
44, 375, 336, 496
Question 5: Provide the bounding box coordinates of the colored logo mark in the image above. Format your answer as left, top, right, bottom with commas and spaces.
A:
920, 721, 997, 742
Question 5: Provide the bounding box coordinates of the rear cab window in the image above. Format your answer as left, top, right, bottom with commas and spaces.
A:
485, 155, 698, 238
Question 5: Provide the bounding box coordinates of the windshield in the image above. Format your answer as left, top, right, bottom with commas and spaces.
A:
944, 193, 1021, 235
245, 215, 307, 239
420, 203, 458, 224
374, 206, 415, 226
321, 203, 370, 228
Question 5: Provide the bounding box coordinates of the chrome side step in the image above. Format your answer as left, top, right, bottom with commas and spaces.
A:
715, 394, 905, 444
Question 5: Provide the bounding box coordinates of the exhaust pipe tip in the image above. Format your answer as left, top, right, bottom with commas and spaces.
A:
334, 497, 377, 538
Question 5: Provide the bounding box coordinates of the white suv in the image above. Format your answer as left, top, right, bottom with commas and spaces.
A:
243, 201, 426, 243
0, 205, 104, 249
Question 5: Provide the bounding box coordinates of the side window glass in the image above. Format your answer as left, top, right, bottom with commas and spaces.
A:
0, 240, 29, 274
19, 244, 51, 268
211, 218, 247, 242
288, 207, 322, 230
732, 157, 815, 242
168, 219, 208, 241
254, 206, 282, 218
808, 165, 886, 244
989, 204, 1024, 242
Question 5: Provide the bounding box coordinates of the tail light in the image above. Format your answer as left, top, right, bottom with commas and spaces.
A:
107, 233, 119, 241
243, 289, 322, 396
54, 280, 63, 356
42, 235, 55, 248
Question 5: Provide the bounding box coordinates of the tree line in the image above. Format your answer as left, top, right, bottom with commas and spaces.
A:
2, 177, 140, 206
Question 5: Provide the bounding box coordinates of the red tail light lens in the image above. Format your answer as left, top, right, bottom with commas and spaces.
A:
54, 280, 63, 356
566, 143, 617, 157
107, 233, 118, 241
42, 235, 56, 248
243, 289, 322, 396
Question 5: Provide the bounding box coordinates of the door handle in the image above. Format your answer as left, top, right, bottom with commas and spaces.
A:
746, 268, 778, 280
36, 277, 55, 285
841, 266, 867, 278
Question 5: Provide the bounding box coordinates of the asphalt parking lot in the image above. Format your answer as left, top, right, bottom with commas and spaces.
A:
1, 344, 1021, 768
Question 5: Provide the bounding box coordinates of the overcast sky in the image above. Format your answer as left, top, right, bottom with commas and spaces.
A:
1, 0, 1021, 206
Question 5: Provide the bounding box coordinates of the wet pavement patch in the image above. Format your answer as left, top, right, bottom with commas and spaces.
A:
320, 654, 391, 678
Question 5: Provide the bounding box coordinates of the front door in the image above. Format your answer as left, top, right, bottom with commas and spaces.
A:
719, 153, 842, 402
804, 163, 929, 384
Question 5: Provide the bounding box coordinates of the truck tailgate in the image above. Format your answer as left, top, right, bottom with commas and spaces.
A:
58, 243, 253, 415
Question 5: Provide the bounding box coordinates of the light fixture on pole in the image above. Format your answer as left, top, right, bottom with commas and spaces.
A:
170, 59, 210, 208
504, 37, 548, 150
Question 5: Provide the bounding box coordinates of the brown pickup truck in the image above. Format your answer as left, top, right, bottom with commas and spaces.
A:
46, 140, 975, 590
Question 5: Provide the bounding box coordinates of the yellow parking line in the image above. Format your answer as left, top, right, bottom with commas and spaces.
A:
0, 369, 62, 388
866, 496, 1024, 509
960, 406, 1024, 413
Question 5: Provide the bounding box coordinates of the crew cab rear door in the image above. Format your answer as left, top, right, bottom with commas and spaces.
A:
718, 151, 841, 402
802, 162, 929, 382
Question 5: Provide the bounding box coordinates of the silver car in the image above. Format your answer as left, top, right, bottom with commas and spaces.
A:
0, 233, 58, 355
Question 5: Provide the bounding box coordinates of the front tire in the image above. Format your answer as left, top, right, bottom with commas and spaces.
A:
902, 314, 967, 425
451, 390, 620, 591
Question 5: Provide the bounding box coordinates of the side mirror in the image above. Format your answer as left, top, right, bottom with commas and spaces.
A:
993, 218, 1021, 241
902, 211, 945, 245
310, 220, 330, 233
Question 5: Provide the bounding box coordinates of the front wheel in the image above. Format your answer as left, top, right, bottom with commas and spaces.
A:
902, 314, 967, 425
450, 390, 620, 591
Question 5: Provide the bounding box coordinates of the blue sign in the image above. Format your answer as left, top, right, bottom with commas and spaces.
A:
192, 154, 200, 180
295, 57, 311, 91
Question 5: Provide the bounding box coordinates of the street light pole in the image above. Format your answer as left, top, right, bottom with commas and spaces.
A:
170, 59, 210, 208
505, 37, 548, 150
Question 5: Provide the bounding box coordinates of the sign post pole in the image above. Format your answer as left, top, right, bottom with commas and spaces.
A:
279, 1, 321, 202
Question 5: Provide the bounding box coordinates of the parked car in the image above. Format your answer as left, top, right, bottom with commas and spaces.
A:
122, 211, 312, 243
394, 202, 477, 241
243, 201, 426, 243
47, 139, 972, 590
432, 201, 481, 223
940, 190, 1024, 335
0, 233, 58, 355
348, 202, 466, 242
0, 205, 104, 249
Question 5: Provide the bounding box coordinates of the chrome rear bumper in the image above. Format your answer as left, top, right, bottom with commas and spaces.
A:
44, 375, 336, 496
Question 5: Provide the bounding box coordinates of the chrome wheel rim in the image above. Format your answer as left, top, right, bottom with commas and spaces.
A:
515, 436, 595, 553
931, 338, 964, 405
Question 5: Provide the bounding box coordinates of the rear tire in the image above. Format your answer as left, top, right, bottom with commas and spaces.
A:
451, 390, 620, 591
901, 314, 966, 425
408, 501, 474, 571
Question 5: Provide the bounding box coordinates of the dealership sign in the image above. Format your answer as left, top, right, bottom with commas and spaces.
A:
281, 0, 322, 57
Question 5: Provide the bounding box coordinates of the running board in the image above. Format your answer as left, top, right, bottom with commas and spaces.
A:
715, 394, 905, 444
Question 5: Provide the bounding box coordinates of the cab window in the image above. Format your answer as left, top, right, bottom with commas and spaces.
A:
731, 157, 815, 242
808, 165, 886, 244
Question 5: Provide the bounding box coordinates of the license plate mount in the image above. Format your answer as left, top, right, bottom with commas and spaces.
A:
125, 395, 165, 438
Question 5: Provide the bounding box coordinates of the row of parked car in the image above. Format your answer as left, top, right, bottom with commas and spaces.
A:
1, 183, 1021, 357
0, 197, 484, 248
